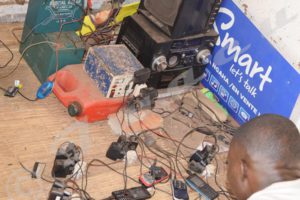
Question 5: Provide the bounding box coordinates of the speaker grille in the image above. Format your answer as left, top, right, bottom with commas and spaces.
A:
144, 0, 182, 26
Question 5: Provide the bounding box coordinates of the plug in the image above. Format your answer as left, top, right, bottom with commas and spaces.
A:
133, 68, 151, 85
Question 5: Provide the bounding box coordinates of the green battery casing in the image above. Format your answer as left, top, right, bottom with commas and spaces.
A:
20, 26, 85, 83
24, 0, 84, 33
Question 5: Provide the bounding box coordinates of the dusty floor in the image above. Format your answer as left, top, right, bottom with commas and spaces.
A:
0, 23, 233, 200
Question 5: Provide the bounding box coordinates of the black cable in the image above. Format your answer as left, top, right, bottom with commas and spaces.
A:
87, 159, 172, 196
3, 1, 86, 100
17, 90, 38, 101
174, 128, 216, 187
18, 161, 54, 183
113, 88, 174, 196
127, 114, 174, 184
126, 111, 174, 183
83, 0, 122, 46
0, 84, 38, 102
192, 91, 237, 134
214, 157, 236, 200
0, 39, 14, 68
84, 160, 122, 192
0, 86, 6, 92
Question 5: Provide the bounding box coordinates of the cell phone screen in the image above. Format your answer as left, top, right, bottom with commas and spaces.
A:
189, 175, 206, 187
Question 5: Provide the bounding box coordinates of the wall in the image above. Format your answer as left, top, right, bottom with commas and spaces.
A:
234, 0, 300, 72
0, 0, 28, 23
234, 0, 300, 128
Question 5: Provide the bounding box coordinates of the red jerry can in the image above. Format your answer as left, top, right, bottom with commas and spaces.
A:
49, 64, 125, 123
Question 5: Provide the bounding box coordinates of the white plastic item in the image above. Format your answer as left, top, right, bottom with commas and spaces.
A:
126, 150, 138, 165
72, 161, 87, 180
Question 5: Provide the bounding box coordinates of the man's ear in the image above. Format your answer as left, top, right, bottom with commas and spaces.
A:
240, 159, 249, 181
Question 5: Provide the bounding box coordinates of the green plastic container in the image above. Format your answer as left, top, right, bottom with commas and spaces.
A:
20, 26, 85, 83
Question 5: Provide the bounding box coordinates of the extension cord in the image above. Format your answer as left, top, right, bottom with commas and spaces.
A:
183, 91, 228, 122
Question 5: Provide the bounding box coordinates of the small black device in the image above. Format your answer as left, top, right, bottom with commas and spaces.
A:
4, 86, 19, 97
130, 87, 158, 110
48, 180, 71, 200
112, 186, 152, 200
189, 145, 217, 174
51, 143, 80, 178
117, 14, 218, 88
106, 135, 138, 161
139, 0, 222, 39
171, 180, 189, 200
186, 174, 219, 200
133, 68, 152, 85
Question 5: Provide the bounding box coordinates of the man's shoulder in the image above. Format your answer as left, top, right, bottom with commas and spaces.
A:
248, 179, 300, 200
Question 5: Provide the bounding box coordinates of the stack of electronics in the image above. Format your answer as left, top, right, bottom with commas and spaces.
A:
49, 45, 153, 122
20, 0, 85, 82
117, 0, 221, 89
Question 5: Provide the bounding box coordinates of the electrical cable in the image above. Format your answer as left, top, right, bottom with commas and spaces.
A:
0, 41, 57, 80
192, 91, 237, 133
126, 110, 174, 183
17, 90, 38, 101
86, 159, 172, 197
0, 40, 38, 101
18, 161, 54, 184
111, 81, 175, 197
0, 39, 14, 69
174, 128, 215, 188
213, 157, 236, 200
82, 0, 122, 46
5, 1, 87, 102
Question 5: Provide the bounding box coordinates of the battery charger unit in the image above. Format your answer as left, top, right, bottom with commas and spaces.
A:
24, 0, 85, 34
20, 26, 85, 83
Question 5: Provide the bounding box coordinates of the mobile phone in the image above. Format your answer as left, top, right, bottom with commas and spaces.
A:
112, 186, 151, 200
186, 174, 218, 200
171, 179, 189, 200
139, 166, 169, 187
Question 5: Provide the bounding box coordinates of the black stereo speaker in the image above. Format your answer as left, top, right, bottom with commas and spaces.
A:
139, 0, 222, 39
116, 13, 218, 88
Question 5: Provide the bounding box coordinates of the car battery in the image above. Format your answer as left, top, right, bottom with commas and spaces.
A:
48, 64, 125, 123
20, 25, 85, 83
84, 45, 144, 98
24, 0, 84, 33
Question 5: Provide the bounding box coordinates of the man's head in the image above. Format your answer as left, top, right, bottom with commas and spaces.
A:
227, 114, 300, 200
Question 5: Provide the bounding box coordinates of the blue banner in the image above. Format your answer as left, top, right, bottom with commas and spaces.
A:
202, 0, 300, 124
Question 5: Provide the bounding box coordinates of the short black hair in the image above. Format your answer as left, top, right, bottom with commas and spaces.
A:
233, 114, 300, 164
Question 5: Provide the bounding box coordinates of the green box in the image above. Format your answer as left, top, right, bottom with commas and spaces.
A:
20, 27, 85, 83
24, 0, 84, 33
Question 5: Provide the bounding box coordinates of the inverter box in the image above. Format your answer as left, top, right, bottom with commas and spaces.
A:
84, 45, 144, 98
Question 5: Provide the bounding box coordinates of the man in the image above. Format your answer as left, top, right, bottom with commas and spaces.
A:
227, 114, 300, 200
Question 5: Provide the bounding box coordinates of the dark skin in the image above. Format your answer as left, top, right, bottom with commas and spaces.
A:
227, 114, 300, 200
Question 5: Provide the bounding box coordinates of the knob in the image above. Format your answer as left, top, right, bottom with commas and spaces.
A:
151, 55, 168, 72
68, 102, 82, 117
196, 49, 211, 65
168, 55, 179, 68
